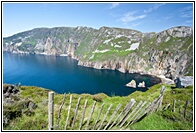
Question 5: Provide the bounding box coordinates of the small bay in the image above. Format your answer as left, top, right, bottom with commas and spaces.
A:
3, 52, 161, 96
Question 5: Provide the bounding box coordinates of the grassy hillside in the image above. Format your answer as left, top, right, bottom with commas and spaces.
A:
3, 84, 193, 130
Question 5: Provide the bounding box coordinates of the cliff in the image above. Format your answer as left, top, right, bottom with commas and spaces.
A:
3, 26, 193, 79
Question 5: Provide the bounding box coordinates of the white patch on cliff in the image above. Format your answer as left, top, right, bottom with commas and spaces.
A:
15, 42, 22, 46
59, 54, 68, 56
125, 42, 140, 51
103, 38, 113, 44
89, 54, 94, 59
114, 45, 122, 48
107, 31, 111, 35
10, 41, 13, 45
93, 49, 110, 53
165, 36, 170, 42
115, 34, 123, 38
128, 41, 132, 44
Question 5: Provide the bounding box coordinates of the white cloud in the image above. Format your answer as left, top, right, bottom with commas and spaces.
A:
119, 11, 146, 23
180, 6, 193, 12
180, 11, 193, 18
186, 20, 192, 23
144, 3, 166, 13
110, 3, 120, 9
132, 23, 141, 27
179, 6, 193, 18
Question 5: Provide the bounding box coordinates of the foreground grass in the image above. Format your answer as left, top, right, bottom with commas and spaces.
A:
3, 84, 193, 130
129, 113, 175, 130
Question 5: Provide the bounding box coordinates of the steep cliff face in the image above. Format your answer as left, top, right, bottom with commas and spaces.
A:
3, 27, 97, 56
77, 26, 193, 79
3, 26, 193, 79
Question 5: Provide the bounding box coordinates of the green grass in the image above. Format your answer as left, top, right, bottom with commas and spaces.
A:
89, 50, 133, 61
3, 84, 193, 130
129, 113, 175, 130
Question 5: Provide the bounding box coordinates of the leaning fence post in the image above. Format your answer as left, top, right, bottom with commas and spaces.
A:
173, 100, 176, 112
184, 100, 189, 119
57, 93, 66, 130
93, 103, 105, 130
79, 100, 88, 130
104, 103, 121, 130
98, 104, 113, 130
71, 97, 81, 129
64, 95, 72, 130
85, 101, 96, 130
48, 92, 54, 130
178, 100, 181, 113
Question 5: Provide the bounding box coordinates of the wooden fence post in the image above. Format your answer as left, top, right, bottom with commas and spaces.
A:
104, 104, 121, 130
64, 95, 72, 130
127, 101, 147, 127
173, 100, 176, 112
149, 86, 165, 113
184, 100, 189, 119
85, 101, 96, 130
117, 99, 136, 126
108, 99, 135, 130
93, 103, 105, 130
98, 104, 113, 130
122, 101, 143, 128
178, 100, 181, 113
122, 102, 151, 130
157, 86, 165, 110
57, 93, 66, 130
48, 92, 54, 130
79, 100, 88, 130
71, 97, 81, 129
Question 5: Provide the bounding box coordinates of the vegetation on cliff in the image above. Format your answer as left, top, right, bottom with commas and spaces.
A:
3, 26, 193, 79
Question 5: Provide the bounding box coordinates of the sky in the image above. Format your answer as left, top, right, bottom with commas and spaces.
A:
2, 2, 194, 37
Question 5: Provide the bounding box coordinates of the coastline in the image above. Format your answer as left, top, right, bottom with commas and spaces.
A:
3, 50, 171, 86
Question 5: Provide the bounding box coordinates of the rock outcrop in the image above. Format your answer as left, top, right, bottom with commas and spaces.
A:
174, 76, 193, 88
3, 84, 37, 127
126, 80, 136, 88
138, 81, 145, 88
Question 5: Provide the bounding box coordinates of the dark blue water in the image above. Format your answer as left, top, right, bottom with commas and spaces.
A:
3, 52, 161, 96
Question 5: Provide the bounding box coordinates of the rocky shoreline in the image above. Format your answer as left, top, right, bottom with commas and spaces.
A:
4, 51, 191, 87
4, 50, 193, 89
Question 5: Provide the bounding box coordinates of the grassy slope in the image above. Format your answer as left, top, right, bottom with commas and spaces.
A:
3, 84, 193, 130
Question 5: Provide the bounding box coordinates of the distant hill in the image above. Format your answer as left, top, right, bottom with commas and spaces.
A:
3, 26, 193, 79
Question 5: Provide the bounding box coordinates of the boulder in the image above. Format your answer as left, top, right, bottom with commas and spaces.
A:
4, 92, 11, 98
126, 80, 136, 88
28, 101, 37, 110
174, 76, 193, 88
12, 87, 19, 94
138, 81, 145, 87
3, 116, 9, 127
3, 84, 9, 94
7, 86, 13, 93
3, 84, 19, 95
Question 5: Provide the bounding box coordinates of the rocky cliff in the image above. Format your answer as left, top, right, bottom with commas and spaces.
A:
3, 26, 193, 79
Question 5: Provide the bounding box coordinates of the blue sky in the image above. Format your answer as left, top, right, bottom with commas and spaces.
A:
3, 2, 193, 37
